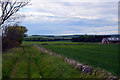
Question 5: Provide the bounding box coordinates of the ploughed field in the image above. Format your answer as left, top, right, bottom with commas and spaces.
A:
37, 42, 119, 76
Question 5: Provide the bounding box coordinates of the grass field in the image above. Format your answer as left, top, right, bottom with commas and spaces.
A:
3, 44, 106, 79
23, 41, 100, 45
35, 41, 119, 77
2, 41, 119, 78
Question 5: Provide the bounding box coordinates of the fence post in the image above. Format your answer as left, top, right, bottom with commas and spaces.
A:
0, 29, 2, 80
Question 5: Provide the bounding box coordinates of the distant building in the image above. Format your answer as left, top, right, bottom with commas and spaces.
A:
102, 37, 120, 44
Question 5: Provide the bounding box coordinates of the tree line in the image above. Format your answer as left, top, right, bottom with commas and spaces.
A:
24, 37, 71, 42
24, 35, 113, 42
71, 35, 111, 42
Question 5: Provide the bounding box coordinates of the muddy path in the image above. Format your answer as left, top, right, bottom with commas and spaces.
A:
32, 44, 118, 80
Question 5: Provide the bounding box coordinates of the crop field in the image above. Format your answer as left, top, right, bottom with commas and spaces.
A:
37, 41, 119, 76
23, 41, 100, 45
3, 44, 105, 79
2, 41, 119, 79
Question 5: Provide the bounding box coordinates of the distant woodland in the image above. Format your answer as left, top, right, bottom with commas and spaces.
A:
24, 35, 117, 42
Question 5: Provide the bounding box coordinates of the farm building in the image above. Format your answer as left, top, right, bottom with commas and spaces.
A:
102, 37, 120, 44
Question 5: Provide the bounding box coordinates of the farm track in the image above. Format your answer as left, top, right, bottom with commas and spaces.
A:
10, 46, 32, 78
32, 44, 119, 80
9, 46, 26, 78
10, 56, 26, 78
4, 44, 118, 79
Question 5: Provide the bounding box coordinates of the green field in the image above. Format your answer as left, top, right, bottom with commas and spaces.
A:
2, 41, 119, 78
36, 41, 119, 76
3, 44, 106, 79
23, 41, 100, 45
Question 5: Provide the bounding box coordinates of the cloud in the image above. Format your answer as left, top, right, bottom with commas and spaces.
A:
19, 0, 118, 35
0, 0, 118, 35
22, 1, 117, 22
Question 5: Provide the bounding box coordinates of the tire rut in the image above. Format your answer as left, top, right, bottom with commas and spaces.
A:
10, 46, 30, 78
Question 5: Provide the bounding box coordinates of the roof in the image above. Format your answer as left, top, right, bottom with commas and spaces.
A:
104, 37, 120, 41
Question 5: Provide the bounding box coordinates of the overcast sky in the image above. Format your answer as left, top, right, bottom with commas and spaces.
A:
19, 0, 119, 35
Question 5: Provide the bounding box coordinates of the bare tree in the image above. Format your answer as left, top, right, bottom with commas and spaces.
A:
0, 0, 30, 29
1, 13, 26, 36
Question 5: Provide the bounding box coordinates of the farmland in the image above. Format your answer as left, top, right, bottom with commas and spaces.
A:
2, 41, 119, 79
3, 45, 84, 78
1, 0, 120, 79
2, 44, 106, 79
36, 41, 119, 76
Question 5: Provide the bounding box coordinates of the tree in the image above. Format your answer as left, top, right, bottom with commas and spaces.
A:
0, 0, 30, 29
0, 0, 30, 51
2, 25, 28, 51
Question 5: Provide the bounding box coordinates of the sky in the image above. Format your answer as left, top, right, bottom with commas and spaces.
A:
19, 0, 119, 35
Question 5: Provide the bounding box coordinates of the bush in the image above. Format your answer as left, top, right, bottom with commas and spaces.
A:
2, 25, 28, 51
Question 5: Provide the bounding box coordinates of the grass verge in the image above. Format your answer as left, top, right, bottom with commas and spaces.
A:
2, 44, 114, 79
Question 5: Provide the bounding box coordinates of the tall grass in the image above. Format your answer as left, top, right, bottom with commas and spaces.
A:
40, 44, 119, 76
3, 44, 107, 78
1, 45, 92, 78
2, 47, 23, 79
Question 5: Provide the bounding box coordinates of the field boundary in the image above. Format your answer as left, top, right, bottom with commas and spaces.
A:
40, 43, 103, 45
32, 44, 118, 79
